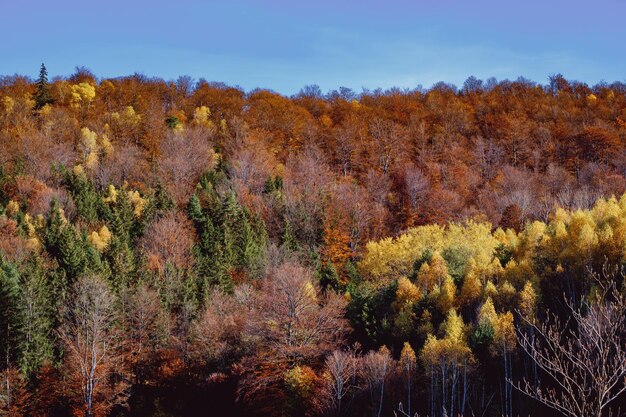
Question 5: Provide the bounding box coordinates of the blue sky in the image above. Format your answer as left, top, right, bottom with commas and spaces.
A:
2, 0, 625, 94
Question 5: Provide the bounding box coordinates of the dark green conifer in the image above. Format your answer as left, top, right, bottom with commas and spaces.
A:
34, 63, 54, 110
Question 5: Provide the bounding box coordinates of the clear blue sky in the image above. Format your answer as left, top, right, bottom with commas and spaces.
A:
2, 0, 625, 94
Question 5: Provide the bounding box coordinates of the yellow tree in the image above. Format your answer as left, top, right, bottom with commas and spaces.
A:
421, 310, 473, 417
477, 298, 516, 417
398, 342, 417, 415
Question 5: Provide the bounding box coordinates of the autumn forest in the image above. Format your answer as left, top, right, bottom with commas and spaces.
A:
0, 66, 625, 417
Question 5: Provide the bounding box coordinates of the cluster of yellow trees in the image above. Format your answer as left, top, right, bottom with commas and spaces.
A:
354, 194, 626, 415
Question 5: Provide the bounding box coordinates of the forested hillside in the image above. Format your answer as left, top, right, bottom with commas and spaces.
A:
0, 67, 625, 417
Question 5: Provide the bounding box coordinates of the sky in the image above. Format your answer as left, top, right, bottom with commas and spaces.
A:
2, 0, 626, 95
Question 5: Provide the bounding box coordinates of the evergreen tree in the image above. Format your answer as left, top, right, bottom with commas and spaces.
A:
281, 217, 299, 253
34, 63, 54, 110
0, 257, 22, 369
64, 169, 102, 224
17, 256, 56, 376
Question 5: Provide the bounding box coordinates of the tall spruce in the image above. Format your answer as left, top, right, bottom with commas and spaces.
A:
18, 256, 56, 376
34, 63, 54, 110
0, 257, 23, 370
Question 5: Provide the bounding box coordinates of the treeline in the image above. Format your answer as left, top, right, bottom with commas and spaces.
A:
0, 66, 625, 417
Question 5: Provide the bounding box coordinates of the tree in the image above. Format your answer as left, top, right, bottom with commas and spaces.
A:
363, 346, 394, 417
398, 342, 417, 416
0, 257, 22, 371
34, 63, 53, 110
240, 260, 347, 415
120, 283, 168, 384
0, 366, 30, 417
513, 269, 626, 417
59, 275, 129, 417
421, 310, 473, 417
325, 348, 359, 416
141, 211, 195, 274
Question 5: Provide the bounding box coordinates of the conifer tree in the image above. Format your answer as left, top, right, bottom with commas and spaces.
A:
34, 63, 53, 110
17, 256, 55, 376
0, 257, 22, 369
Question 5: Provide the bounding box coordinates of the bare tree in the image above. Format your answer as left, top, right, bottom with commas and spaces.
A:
59, 275, 129, 417
120, 284, 169, 384
363, 347, 395, 417
513, 267, 626, 417
240, 261, 347, 412
154, 129, 217, 206
325, 348, 360, 416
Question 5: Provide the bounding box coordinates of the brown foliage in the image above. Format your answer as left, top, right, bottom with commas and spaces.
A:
140, 211, 195, 273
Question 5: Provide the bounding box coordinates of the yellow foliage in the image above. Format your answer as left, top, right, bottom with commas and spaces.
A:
1, 96, 14, 113
492, 311, 516, 353
112, 106, 141, 125
496, 280, 516, 307
70, 82, 96, 108
519, 281, 536, 319
399, 342, 417, 370
302, 281, 318, 302
460, 264, 481, 307
23, 214, 37, 238
193, 106, 212, 127
73, 164, 85, 176
483, 280, 498, 299
284, 365, 316, 398
85, 152, 99, 171
80, 127, 104, 171
6, 200, 19, 217
437, 276, 456, 313
478, 297, 497, 327
81, 127, 97, 149
99, 133, 113, 156
394, 276, 421, 310
127, 190, 147, 217
103, 185, 118, 204
88, 225, 112, 252
421, 310, 473, 368
418, 252, 450, 293
359, 221, 498, 283
443, 309, 464, 342
26, 237, 41, 251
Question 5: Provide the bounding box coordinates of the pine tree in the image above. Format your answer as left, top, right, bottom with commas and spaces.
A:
17, 256, 55, 376
281, 217, 299, 253
0, 257, 23, 369
34, 63, 54, 110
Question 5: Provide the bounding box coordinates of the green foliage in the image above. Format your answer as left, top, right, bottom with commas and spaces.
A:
494, 243, 513, 268
442, 246, 471, 284
317, 260, 340, 291
281, 217, 299, 253
346, 281, 397, 350
188, 172, 268, 297
0, 256, 22, 367
34, 63, 54, 110
165, 116, 181, 129
410, 249, 432, 280
16, 255, 57, 375
63, 169, 103, 223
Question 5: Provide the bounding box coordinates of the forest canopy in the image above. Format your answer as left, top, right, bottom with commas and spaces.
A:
0, 67, 625, 417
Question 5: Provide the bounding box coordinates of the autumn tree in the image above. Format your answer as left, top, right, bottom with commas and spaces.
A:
514, 268, 626, 417
59, 275, 129, 417
324, 348, 360, 416
0, 366, 30, 417
398, 342, 417, 416
120, 283, 168, 384
363, 346, 395, 417
421, 310, 474, 417
240, 260, 347, 416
